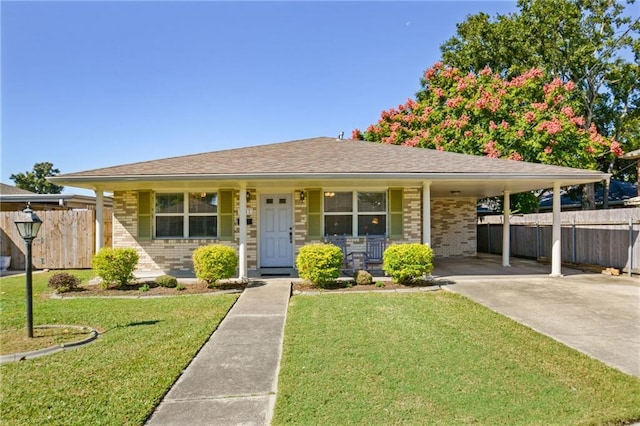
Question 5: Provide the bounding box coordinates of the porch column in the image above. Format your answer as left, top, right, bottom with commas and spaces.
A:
95, 188, 104, 253
502, 190, 510, 267
238, 184, 248, 280
550, 182, 563, 277
422, 181, 431, 246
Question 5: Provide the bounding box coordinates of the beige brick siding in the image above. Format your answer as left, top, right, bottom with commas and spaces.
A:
293, 190, 306, 262
402, 187, 422, 243
113, 190, 259, 274
431, 197, 477, 257
112, 188, 476, 273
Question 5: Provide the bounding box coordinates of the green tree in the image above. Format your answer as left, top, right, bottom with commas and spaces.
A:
440, 0, 639, 207
10, 162, 64, 194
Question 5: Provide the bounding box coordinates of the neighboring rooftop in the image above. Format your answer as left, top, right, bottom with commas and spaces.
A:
0, 183, 35, 195
0, 183, 112, 211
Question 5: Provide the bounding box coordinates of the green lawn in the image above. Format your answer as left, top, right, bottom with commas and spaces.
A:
273, 292, 640, 425
0, 271, 238, 425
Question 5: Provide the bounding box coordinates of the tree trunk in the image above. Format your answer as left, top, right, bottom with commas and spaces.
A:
582, 183, 596, 210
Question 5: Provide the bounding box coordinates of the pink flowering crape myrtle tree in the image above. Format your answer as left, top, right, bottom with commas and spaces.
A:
354, 63, 622, 171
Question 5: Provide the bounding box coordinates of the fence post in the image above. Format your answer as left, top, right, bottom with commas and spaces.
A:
487, 222, 491, 254
572, 218, 577, 264
629, 218, 633, 277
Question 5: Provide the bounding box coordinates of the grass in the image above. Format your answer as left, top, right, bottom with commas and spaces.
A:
273, 291, 640, 425
0, 271, 238, 425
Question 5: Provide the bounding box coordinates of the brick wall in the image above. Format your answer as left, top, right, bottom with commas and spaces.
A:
403, 187, 422, 243
112, 188, 477, 274
431, 197, 477, 257
113, 190, 256, 274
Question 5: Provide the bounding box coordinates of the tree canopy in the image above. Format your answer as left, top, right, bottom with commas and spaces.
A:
10, 162, 64, 194
439, 0, 639, 182
353, 63, 620, 170
353, 63, 622, 212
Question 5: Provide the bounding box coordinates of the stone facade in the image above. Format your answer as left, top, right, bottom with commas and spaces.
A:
112, 188, 477, 274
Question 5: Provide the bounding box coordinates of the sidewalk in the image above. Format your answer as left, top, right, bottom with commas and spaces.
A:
146, 279, 291, 426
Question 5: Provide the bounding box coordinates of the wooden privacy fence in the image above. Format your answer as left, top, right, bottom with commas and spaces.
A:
477, 208, 640, 275
0, 209, 112, 270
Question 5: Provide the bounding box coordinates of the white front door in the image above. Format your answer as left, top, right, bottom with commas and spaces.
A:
260, 194, 293, 267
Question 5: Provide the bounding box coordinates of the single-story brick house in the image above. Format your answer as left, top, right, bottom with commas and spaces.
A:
50, 136, 608, 277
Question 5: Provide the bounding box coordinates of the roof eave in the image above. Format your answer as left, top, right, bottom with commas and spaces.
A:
50, 171, 610, 181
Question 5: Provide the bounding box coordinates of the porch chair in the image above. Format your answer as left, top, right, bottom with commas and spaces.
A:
324, 235, 355, 272
363, 235, 387, 270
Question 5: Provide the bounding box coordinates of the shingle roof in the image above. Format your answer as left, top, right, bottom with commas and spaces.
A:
57, 137, 604, 178
0, 183, 36, 195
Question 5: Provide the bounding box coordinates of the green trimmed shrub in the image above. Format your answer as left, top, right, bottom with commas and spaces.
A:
192, 245, 238, 286
176, 283, 186, 291
92, 247, 139, 289
353, 270, 373, 286
48, 272, 80, 293
383, 243, 434, 284
156, 274, 178, 288
296, 243, 343, 288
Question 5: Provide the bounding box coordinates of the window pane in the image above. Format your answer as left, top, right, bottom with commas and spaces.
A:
358, 215, 386, 236
324, 215, 353, 236
358, 192, 386, 212
189, 192, 217, 213
324, 192, 352, 212
156, 193, 184, 214
189, 216, 217, 237
156, 216, 184, 237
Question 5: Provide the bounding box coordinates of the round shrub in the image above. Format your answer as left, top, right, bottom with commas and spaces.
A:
296, 243, 343, 288
48, 272, 80, 293
192, 245, 238, 286
383, 243, 434, 284
92, 247, 139, 289
353, 270, 373, 286
156, 274, 178, 288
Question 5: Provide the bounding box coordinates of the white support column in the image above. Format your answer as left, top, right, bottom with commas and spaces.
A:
95, 188, 104, 253
551, 182, 563, 277
502, 190, 511, 267
422, 181, 431, 246
238, 184, 248, 280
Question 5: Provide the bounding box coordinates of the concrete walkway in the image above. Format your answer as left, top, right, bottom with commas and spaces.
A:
146, 279, 291, 426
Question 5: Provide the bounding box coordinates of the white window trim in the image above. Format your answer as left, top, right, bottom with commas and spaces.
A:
322, 190, 387, 237
155, 191, 218, 239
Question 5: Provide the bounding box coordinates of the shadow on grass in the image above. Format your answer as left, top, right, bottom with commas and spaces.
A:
126, 320, 162, 327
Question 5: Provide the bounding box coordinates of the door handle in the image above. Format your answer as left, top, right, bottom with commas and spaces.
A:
289, 227, 293, 243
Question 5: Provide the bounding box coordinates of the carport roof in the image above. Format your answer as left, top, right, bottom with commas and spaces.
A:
50, 137, 609, 197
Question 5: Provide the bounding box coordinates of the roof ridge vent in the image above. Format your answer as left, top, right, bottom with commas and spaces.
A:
337, 131, 344, 140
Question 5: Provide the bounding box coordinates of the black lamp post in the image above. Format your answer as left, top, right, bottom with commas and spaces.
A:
14, 205, 42, 338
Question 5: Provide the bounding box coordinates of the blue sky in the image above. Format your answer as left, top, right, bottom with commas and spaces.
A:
1, 1, 519, 195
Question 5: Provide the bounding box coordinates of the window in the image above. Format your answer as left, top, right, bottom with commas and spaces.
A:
323, 191, 386, 236
155, 192, 217, 238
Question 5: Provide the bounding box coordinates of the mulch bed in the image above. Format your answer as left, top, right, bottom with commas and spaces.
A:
50, 281, 246, 298
292, 278, 451, 293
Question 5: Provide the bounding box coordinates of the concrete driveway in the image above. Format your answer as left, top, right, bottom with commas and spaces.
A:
434, 255, 640, 378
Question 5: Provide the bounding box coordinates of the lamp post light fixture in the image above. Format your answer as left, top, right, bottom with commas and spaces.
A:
14, 204, 43, 338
